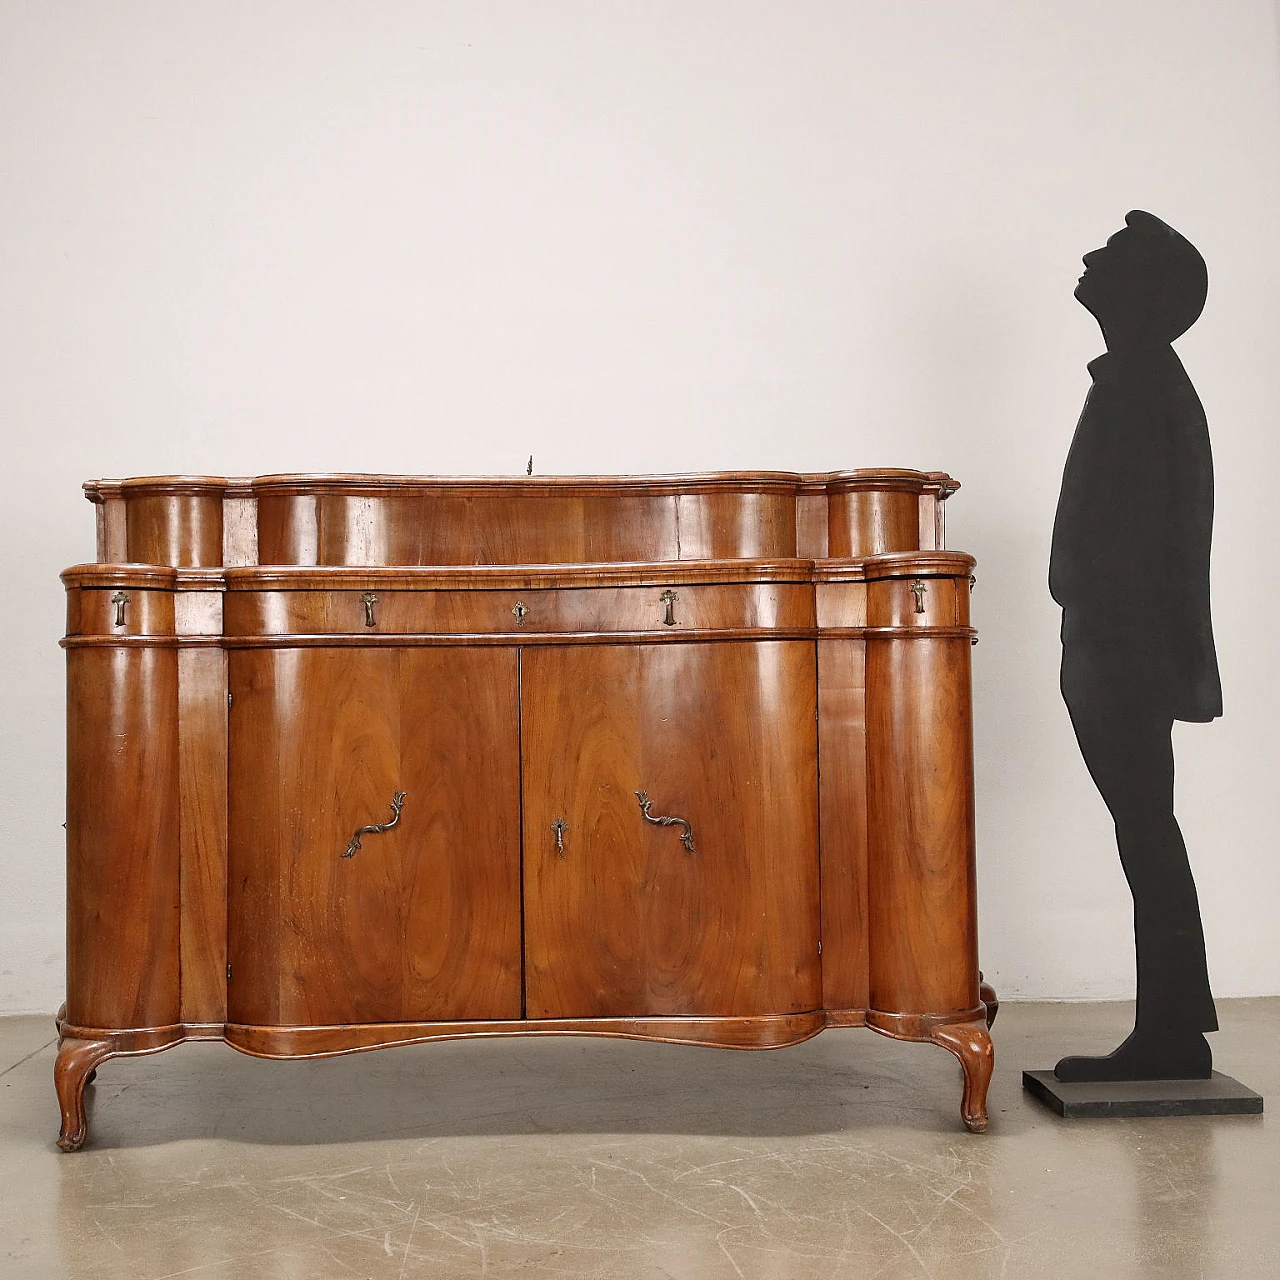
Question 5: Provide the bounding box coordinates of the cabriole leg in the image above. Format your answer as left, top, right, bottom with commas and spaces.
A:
55, 1037, 113, 1153
930, 1021, 994, 1133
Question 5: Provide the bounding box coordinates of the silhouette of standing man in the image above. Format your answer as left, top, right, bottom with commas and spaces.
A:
1051, 210, 1221, 1082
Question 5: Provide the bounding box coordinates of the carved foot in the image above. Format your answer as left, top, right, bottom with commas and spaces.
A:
55, 1038, 113, 1153
930, 1021, 994, 1133
979, 973, 999, 1029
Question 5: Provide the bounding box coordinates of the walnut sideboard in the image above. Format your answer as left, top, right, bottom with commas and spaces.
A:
56, 470, 995, 1151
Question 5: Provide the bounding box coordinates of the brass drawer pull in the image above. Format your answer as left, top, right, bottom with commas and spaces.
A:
361, 592, 378, 627
111, 592, 129, 628
551, 817, 568, 855
909, 580, 927, 613
635, 790, 695, 852
342, 792, 406, 858
659, 590, 679, 627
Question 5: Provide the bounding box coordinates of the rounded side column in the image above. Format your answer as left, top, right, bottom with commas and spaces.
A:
120, 477, 226, 567
63, 569, 181, 1033
863, 554, 980, 1023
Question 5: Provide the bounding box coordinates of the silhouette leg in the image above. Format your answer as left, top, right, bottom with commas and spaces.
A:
1056, 704, 1215, 1082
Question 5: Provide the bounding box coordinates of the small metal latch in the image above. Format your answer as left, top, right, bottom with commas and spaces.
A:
551, 818, 568, 855
659, 589, 679, 627
362, 591, 378, 627
110, 592, 129, 628
226, 963, 233, 981
909, 580, 927, 614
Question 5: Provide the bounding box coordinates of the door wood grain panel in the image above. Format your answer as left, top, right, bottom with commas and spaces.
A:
521, 641, 821, 1019
227, 647, 522, 1026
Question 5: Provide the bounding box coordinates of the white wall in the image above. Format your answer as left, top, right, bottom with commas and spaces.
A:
3, 2, 1279, 1014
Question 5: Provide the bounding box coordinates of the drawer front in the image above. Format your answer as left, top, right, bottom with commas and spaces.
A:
67, 587, 176, 637
866, 576, 968, 628
224, 583, 815, 636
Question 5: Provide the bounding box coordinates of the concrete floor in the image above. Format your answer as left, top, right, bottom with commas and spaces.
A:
0, 1001, 1274, 1279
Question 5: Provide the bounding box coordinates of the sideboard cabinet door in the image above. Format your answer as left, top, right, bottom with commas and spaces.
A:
520, 641, 821, 1019
227, 648, 522, 1026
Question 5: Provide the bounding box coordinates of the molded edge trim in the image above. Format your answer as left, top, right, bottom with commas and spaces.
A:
56, 1008, 991, 1057
223, 1014, 829, 1057
62, 627, 980, 649
864, 1006, 990, 1042
63, 555, 978, 590
85, 470, 959, 501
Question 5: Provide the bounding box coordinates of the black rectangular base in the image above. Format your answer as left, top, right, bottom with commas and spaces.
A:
1023, 1069, 1263, 1118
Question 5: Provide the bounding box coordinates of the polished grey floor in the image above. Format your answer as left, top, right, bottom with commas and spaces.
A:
0, 1000, 1274, 1278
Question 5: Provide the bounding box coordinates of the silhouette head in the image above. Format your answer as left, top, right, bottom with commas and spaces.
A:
1075, 210, 1207, 351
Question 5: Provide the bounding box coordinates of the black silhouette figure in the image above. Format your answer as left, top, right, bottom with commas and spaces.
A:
1050, 210, 1221, 1083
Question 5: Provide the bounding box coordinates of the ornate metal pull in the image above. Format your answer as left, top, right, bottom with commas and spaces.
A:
342, 792, 406, 858
551, 817, 568, 855
659, 589, 679, 627
110, 592, 129, 627
361, 591, 378, 627
512, 601, 529, 626
909, 580, 927, 614
635, 790, 695, 853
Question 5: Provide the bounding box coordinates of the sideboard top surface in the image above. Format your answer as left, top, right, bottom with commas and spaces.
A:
85, 469, 959, 499
77, 468, 964, 570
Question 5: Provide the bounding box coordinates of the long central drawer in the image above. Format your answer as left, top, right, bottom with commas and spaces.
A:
223, 582, 816, 637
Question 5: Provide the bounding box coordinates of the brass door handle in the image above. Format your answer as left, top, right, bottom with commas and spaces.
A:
342, 792, 406, 858
635, 790, 695, 852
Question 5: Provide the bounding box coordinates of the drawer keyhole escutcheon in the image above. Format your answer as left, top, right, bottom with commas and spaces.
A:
635, 790, 695, 853
512, 601, 529, 626
110, 592, 129, 628
909, 580, 927, 614
342, 791, 406, 859
361, 591, 378, 628
659, 589, 679, 627
551, 817, 568, 855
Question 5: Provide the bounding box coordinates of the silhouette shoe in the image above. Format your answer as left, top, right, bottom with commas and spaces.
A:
1054, 1029, 1212, 1083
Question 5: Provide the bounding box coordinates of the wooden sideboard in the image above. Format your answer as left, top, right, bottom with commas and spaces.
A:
56, 470, 995, 1151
